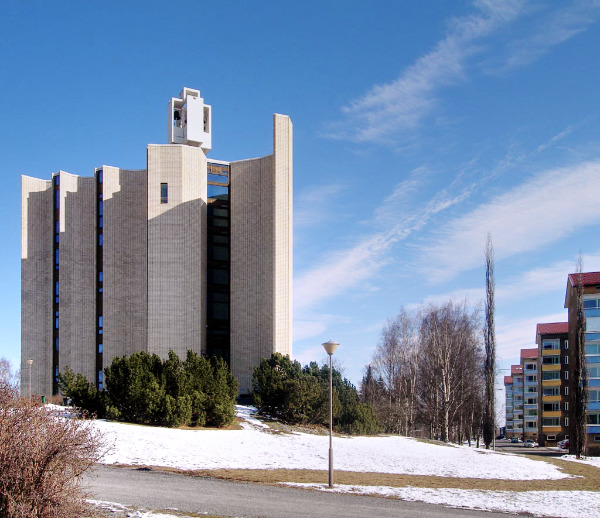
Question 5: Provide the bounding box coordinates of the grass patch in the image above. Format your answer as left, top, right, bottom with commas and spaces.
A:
111, 455, 600, 493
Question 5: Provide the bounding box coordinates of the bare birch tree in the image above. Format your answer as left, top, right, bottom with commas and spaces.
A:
483, 234, 496, 449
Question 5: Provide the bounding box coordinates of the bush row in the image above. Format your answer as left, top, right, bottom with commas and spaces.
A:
59, 350, 238, 427
252, 353, 381, 435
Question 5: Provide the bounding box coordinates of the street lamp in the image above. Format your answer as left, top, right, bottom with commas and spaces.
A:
322, 340, 339, 488
26, 359, 33, 401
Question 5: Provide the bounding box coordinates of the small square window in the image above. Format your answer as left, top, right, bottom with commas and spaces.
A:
160, 183, 168, 204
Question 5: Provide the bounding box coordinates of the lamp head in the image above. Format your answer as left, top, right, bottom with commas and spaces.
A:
26, 359, 33, 365
322, 340, 339, 356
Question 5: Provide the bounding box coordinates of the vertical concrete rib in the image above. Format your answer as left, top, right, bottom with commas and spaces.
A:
21, 176, 54, 396
273, 114, 293, 357
230, 114, 293, 394
147, 145, 206, 359
57, 172, 97, 384
102, 167, 148, 367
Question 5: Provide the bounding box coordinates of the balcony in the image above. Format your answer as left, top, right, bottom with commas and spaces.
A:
542, 395, 561, 402
542, 348, 560, 356
542, 426, 562, 433
542, 411, 562, 418
541, 364, 561, 372
541, 379, 561, 387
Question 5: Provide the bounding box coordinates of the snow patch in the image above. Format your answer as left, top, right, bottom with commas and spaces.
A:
282, 484, 600, 518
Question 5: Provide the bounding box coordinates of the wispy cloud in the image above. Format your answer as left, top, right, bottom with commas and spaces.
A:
418, 160, 600, 282
325, 1, 600, 145
324, 0, 526, 143
536, 126, 575, 154
493, 1, 600, 71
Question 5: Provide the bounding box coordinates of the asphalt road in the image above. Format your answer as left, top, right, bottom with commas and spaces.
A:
493, 441, 566, 457
85, 465, 514, 518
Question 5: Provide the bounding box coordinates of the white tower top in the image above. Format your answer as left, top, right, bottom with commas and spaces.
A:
168, 87, 212, 152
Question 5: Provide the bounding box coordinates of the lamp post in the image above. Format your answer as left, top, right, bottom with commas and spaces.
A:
322, 340, 339, 488
26, 359, 33, 401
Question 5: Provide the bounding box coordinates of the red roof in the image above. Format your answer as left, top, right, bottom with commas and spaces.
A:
504, 376, 513, 385
521, 348, 538, 359
536, 322, 568, 336
568, 271, 600, 287
511, 365, 523, 375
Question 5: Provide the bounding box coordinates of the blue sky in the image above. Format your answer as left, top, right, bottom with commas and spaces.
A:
2, 1, 600, 410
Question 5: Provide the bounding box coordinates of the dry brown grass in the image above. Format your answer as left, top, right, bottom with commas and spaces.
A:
113, 455, 600, 493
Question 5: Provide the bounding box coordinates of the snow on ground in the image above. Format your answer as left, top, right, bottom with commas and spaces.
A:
283, 484, 600, 518
559, 454, 600, 469
88, 500, 197, 517
94, 405, 570, 480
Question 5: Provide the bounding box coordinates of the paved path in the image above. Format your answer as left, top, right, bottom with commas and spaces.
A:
85, 465, 512, 518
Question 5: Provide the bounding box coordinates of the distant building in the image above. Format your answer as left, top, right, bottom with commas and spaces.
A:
564, 271, 600, 454
506, 364, 523, 439
521, 348, 539, 441
535, 322, 569, 446
21, 87, 293, 396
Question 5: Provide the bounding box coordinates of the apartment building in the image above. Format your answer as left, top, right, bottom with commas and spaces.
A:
536, 322, 569, 446
21, 87, 293, 396
521, 348, 539, 441
565, 271, 600, 454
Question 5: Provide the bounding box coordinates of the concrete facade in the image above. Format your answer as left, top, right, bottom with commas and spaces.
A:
21, 88, 292, 396
21, 176, 54, 396
56, 172, 97, 386
102, 167, 148, 367
147, 145, 207, 359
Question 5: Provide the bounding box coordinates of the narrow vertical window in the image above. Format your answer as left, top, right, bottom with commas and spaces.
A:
565, 371, 569, 380
565, 356, 569, 364
98, 233, 103, 246
565, 417, 569, 427
160, 183, 168, 204
565, 402, 569, 411
565, 387, 569, 395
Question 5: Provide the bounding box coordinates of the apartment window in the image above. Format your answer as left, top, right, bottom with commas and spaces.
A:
542, 356, 560, 365
526, 398, 537, 405
98, 233, 103, 246
587, 343, 600, 355
564, 371, 569, 380
595, 436, 600, 443
526, 409, 537, 416
589, 366, 600, 378
543, 402, 560, 412
565, 340, 569, 349
98, 371, 103, 390
543, 339, 560, 350
160, 183, 168, 203
565, 387, 569, 396
565, 418, 570, 426
99, 271, 103, 282
587, 412, 600, 424
99, 216, 103, 229
98, 170, 103, 183
98, 343, 103, 354
547, 435, 556, 441
526, 375, 537, 382
543, 387, 560, 396
526, 421, 537, 428
564, 402, 569, 411
98, 200, 103, 216
542, 371, 560, 381
543, 418, 560, 427
589, 389, 600, 403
